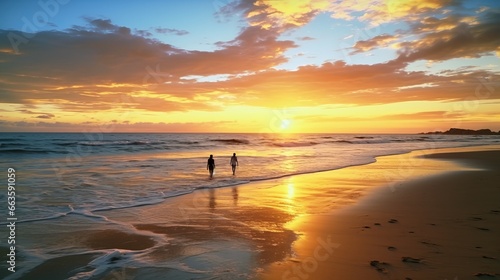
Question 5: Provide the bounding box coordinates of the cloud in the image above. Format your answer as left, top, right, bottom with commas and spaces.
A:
328, 0, 462, 25
35, 114, 54, 119
154, 27, 189, 36
86, 18, 117, 31
297, 36, 315, 41
396, 10, 500, 63
0, 17, 296, 114
328, 1, 500, 64
295, 110, 466, 123
351, 34, 397, 54
225, 0, 330, 30
191, 60, 500, 107
0, 120, 236, 132
1, 1, 499, 132
378, 110, 466, 121
227, 0, 499, 65
1, 18, 295, 80
17, 109, 55, 119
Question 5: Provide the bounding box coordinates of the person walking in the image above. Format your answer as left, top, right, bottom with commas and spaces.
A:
230, 153, 238, 175
207, 154, 215, 178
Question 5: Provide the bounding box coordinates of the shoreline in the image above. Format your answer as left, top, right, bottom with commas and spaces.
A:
261, 145, 500, 279
5, 144, 500, 279
98, 142, 500, 212
100, 144, 500, 279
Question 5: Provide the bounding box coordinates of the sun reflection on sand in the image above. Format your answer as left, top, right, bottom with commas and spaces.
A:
287, 182, 295, 200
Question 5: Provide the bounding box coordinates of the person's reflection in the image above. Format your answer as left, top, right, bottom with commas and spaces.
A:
209, 188, 216, 211
232, 187, 239, 206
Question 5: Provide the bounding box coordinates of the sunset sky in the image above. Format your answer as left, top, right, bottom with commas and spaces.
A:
1, 0, 499, 133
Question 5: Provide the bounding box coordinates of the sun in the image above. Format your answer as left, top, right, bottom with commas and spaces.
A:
280, 119, 292, 130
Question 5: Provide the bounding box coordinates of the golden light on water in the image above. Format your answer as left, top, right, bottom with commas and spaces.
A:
287, 182, 295, 200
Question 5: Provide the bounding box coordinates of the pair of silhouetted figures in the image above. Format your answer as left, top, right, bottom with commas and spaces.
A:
207, 153, 238, 178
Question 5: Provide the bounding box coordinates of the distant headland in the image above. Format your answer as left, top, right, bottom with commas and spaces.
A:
420, 128, 500, 135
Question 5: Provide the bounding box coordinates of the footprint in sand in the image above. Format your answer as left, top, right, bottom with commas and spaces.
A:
402, 257, 423, 264
475, 272, 497, 277
421, 241, 439, 247
370, 260, 391, 274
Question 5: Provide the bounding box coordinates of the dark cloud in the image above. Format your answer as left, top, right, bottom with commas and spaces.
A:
87, 18, 116, 31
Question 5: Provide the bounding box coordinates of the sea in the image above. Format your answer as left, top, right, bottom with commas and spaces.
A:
0, 132, 499, 279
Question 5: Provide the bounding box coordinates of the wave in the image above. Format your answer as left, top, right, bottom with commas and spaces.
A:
171, 140, 200, 145
270, 141, 319, 147
6, 139, 496, 226
0, 138, 22, 141
210, 139, 250, 145
76, 140, 165, 146
331, 137, 432, 145
332, 140, 353, 144
55, 142, 79, 146
0, 148, 50, 154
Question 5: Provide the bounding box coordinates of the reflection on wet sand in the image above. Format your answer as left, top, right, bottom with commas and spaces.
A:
135, 193, 297, 265
128, 168, 372, 271
209, 188, 216, 210
232, 187, 239, 205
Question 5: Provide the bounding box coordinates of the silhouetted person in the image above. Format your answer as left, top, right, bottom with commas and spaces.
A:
230, 153, 238, 175
207, 154, 215, 178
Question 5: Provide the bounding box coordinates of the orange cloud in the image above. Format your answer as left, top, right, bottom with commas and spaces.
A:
200, 61, 499, 107
396, 10, 500, 62
0, 18, 297, 115
248, 0, 331, 28
351, 34, 397, 54
0, 120, 236, 133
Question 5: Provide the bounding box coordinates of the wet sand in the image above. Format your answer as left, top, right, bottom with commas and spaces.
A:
7, 145, 500, 279
261, 146, 500, 279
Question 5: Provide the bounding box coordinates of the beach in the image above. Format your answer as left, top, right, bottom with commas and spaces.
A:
4, 144, 498, 279
3, 0, 500, 278
260, 146, 500, 279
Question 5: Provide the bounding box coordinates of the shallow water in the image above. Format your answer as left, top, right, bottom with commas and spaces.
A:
0, 133, 499, 279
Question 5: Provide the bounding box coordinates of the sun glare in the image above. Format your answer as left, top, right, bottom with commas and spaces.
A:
280, 119, 291, 130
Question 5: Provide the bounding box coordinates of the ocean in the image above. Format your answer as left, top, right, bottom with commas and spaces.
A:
1, 132, 499, 279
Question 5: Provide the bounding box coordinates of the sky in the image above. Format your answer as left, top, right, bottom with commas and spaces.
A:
0, 0, 499, 133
